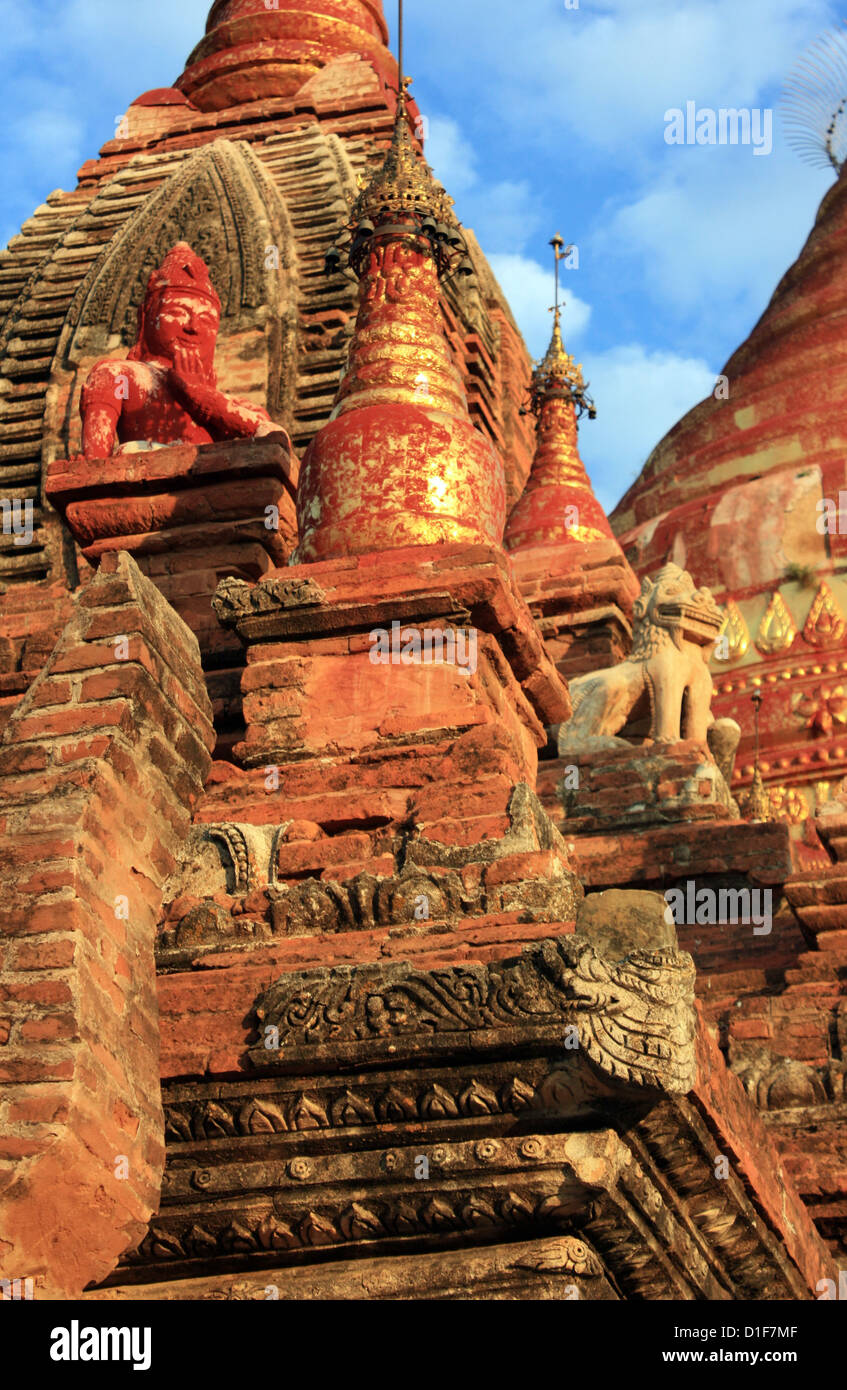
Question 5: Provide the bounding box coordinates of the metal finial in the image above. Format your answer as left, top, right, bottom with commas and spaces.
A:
323, 7, 472, 285
521, 235, 594, 420
549, 233, 573, 320
752, 688, 763, 757
748, 688, 773, 822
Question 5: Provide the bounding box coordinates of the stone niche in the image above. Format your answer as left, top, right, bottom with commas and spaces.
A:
42, 138, 299, 467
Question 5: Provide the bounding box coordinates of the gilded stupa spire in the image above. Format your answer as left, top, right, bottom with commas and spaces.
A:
529, 235, 596, 419
355, 80, 453, 227
296, 36, 506, 561
504, 234, 614, 554
326, 78, 472, 281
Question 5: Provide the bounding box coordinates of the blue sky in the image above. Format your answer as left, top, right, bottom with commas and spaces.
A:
0, 0, 841, 511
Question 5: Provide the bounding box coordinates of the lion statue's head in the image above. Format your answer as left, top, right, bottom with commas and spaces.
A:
632, 563, 722, 651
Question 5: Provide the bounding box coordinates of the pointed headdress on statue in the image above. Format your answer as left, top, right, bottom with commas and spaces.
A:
128, 243, 221, 359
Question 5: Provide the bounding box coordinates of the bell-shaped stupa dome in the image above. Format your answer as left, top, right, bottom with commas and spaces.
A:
177, 0, 393, 110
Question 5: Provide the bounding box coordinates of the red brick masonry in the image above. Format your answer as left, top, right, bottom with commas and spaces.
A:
0, 552, 213, 1297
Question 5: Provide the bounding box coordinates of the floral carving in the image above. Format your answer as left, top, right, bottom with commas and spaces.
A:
794, 684, 847, 737
213, 575, 326, 625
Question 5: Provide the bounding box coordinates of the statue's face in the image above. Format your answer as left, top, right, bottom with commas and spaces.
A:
646, 565, 723, 645
145, 290, 219, 369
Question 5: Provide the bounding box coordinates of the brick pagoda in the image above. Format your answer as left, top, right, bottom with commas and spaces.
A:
0, 0, 840, 1300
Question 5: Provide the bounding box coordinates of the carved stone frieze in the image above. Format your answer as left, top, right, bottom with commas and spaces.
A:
130, 1185, 564, 1268
159, 856, 578, 957
212, 575, 327, 625
633, 1099, 814, 1300
269, 862, 578, 937
157, 784, 582, 958
120, 1131, 666, 1292
87, 1233, 615, 1302
120, 1108, 806, 1299
135, 1047, 816, 1300
165, 1069, 547, 1145
249, 932, 697, 1094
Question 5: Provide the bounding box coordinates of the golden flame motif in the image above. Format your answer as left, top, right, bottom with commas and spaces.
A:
803, 580, 846, 648
814, 780, 833, 812
756, 591, 797, 655
714, 598, 749, 662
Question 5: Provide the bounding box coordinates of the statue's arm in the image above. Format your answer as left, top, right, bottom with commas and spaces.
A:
168, 366, 279, 441
80, 364, 124, 457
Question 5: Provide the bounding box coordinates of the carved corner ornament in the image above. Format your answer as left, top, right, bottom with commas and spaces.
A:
249, 933, 698, 1098
513, 1235, 604, 1278
213, 575, 327, 628
793, 684, 847, 737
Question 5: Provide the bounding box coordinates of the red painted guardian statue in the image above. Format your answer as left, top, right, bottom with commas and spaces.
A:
80, 243, 281, 456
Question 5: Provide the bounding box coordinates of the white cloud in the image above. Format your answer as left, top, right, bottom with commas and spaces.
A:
488, 253, 591, 355
599, 147, 832, 325
575, 345, 718, 512
425, 116, 478, 194
424, 111, 547, 253
414, 0, 836, 159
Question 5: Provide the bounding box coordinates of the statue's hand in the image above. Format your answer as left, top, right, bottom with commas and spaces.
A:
168, 342, 208, 391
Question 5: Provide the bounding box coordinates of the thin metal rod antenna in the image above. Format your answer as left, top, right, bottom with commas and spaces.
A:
549, 233, 568, 318
753, 690, 762, 765
554, 243, 560, 315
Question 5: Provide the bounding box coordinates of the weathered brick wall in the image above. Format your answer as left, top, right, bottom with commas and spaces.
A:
0, 551, 214, 1297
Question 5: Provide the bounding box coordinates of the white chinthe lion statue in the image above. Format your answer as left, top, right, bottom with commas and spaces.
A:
560, 563, 724, 746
